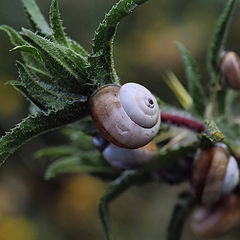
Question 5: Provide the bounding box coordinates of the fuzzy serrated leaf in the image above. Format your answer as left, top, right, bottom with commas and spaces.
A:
22, 28, 90, 80
11, 45, 41, 59
176, 42, 206, 116
10, 80, 47, 111
45, 155, 113, 180
73, 117, 98, 137
16, 61, 74, 111
91, 0, 149, 86
34, 49, 84, 93
62, 128, 95, 150
35, 146, 79, 159
0, 25, 48, 76
21, 0, 52, 35
49, 0, 68, 47
0, 101, 89, 166
207, 0, 237, 86
68, 39, 88, 58
0, 25, 27, 46
215, 117, 240, 151
224, 89, 238, 119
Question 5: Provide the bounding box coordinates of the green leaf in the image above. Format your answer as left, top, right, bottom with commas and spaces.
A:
176, 42, 206, 116
215, 116, 240, 152
21, 0, 52, 35
223, 89, 238, 119
49, 0, 68, 47
25, 64, 50, 77
207, 0, 237, 85
0, 25, 28, 46
163, 72, 193, 110
11, 45, 40, 56
68, 39, 88, 58
35, 146, 79, 159
22, 28, 90, 80
199, 119, 224, 145
62, 128, 95, 149
67, 116, 98, 137
10, 80, 48, 111
49, 0, 88, 57
0, 25, 48, 76
16, 61, 78, 111
33, 49, 85, 94
0, 101, 89, 166
167, 192, 195, 240
45, 155, 113, 180
91, 0, 149, 86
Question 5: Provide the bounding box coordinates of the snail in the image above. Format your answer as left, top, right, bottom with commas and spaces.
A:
89, 83, 161, 149
93, 134, 157, 169
220, 51, 240, 90
191, 143, 239, 205
191, 193, 240, 238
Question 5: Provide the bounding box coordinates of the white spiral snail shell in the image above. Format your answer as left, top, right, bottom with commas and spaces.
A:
89, 83, 161, 149
93, 134, 157, 169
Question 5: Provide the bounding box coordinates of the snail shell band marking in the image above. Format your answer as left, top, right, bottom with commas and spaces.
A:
89, 83, 161, 149
191, 144, 239, 205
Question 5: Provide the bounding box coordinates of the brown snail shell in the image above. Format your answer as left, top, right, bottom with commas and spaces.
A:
191, 194, 240, 238
93, 134, 157, 169
89, 83, 161, 149
220, 51, 240, 90
191, 143, 239, 205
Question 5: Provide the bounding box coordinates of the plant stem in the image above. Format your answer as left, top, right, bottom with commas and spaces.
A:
209, 74, 220, 117
161, 112, 205, 133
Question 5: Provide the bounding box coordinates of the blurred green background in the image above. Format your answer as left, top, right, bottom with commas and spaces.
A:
0, 0, 240, 239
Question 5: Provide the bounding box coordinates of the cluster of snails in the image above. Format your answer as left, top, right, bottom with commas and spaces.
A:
93, 134, 157, 169
89, 82, 161, 149
89, 82, 160, 169
89, 81, 240, 238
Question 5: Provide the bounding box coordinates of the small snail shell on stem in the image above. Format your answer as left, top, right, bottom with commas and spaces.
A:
191, 143, 239, 205
191, 194, 240, 238
220, 51, 240, 90
93, 134, 157, 169
90, 83, 161, 149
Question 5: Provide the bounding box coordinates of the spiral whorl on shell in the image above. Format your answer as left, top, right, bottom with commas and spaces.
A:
89, 83, 161, 149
